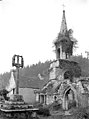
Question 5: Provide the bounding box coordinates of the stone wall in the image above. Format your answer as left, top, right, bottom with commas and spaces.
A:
19, 88, 36, 103
78, 93, 89, 108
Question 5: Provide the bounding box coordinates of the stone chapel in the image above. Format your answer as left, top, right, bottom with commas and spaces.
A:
35, 9, 89, 110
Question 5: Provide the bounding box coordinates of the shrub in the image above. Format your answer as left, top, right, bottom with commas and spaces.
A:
37, 107, 50, 116
68, 100, 76, 109
53, 103, 62, 111
73, 107, 89, 119
33, 102, 43, 108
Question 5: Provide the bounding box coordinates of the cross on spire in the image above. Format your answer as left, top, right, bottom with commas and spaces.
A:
62, 4, 65, 10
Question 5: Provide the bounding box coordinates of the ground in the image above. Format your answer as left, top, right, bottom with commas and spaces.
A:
38, 115, 75, 119
0, 107, 89, 119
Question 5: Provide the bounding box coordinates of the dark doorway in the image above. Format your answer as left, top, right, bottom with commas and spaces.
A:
64, 71, 73, 82
57, 48, 60, 58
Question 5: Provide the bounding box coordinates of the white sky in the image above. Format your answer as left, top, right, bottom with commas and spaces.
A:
0, 0, 88, 73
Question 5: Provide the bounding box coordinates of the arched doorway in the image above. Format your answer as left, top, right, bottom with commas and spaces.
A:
62, 86, 78, 110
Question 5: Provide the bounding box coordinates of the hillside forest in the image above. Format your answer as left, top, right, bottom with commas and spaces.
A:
0, 55, 89, 89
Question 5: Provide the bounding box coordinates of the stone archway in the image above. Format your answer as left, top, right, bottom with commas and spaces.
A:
62, 85, 78, 110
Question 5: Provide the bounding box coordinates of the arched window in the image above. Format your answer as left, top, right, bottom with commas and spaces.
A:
64, 70, 73, 82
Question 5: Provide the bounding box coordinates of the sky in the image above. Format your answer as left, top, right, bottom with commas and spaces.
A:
0, 0, 88, 73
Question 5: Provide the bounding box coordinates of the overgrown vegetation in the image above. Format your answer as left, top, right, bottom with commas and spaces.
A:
70, 55, 89, 77
37, 107, 50, 116
71, 107, 89, 119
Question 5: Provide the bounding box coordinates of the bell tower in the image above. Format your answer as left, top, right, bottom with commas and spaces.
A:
54, 10, 74, 60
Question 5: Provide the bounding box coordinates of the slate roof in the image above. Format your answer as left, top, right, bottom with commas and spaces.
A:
19, 76, 48, 89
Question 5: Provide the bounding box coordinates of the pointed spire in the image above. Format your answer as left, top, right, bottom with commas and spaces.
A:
60, 10, 68, 35
6, 71, 16, 92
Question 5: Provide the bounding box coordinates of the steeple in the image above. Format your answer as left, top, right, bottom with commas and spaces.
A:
54, 9, 74, 60
60, 10, 68, 35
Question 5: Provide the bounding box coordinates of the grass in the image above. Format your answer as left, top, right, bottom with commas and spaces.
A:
37, 106, 89, 119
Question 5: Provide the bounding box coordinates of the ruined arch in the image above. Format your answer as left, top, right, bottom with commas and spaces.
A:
62, 85, 78, 110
